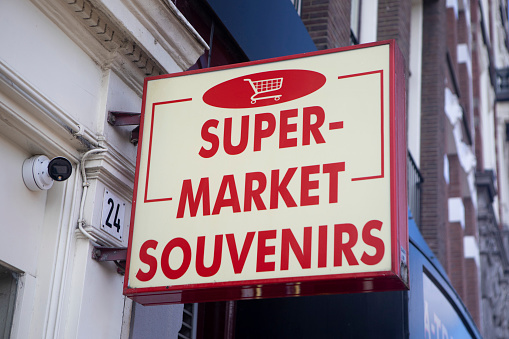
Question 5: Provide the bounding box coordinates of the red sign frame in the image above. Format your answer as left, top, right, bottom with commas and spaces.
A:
124, 40, 408, 305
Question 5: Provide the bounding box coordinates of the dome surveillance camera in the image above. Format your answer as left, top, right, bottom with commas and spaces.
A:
22, 155, 73, 191
48, 157, 73, 181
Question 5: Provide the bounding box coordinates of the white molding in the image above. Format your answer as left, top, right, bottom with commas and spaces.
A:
359, 0, 378, 44
32, 0, 207, 96
0, 59, 98, 158
120, 0, 208, 71
85, 155, 134, 202
0, 59, 137, 195
31, 0, 116, 70
457, 43, 472, 78
408, 0, 423, 167
10, 273, 36, 339
449, 197, 466, 229
78, 151, 135, 248
444, 88, 477, 203
32, 0, 157, 97
82, 225, 124, 247
464, 235, 480, 268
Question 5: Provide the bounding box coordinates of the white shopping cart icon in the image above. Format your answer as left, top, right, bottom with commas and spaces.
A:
244, 77, 283, 104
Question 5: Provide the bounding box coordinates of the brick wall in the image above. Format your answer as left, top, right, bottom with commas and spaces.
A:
448, 221, 466, 300
377, 0, 411, 78
301, 0, 350, 50
464, 197, 480, 329
465, 259, 481, 328
464, 198, 477, 237
420, 0, 449, 264
471, 1, 484, 171
446, 7, 458, 89
447, 155, 461, 197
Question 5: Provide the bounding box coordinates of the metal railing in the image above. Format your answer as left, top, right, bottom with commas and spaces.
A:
407, 151, 423, 229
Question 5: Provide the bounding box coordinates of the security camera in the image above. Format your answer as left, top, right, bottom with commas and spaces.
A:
22, 155, 73, 191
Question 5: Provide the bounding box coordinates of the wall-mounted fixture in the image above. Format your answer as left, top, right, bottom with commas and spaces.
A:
22, 155, 73, 191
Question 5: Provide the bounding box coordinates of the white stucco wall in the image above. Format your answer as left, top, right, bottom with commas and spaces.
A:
0, 0, 206, 337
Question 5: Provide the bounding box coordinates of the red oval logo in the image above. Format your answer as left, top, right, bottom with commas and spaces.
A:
203, 69, 326, 109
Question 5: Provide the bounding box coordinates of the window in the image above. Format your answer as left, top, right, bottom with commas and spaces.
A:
0, 265, 18, 338
350, 0, 362, 44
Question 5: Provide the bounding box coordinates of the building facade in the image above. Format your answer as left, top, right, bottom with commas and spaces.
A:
1, 0, 509, 338
0, 0, 206, 337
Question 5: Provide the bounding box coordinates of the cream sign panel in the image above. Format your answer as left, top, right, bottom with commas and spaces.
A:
125, 41, 408, 304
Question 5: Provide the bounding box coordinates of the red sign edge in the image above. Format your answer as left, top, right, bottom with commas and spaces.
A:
123, 39, 409, 305
389, 40, 410, 290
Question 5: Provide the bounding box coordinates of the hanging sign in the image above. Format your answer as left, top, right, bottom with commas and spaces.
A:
124, 40, 408, 305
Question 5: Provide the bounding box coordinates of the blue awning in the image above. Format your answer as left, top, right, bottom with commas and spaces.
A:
206, 0, 317, 60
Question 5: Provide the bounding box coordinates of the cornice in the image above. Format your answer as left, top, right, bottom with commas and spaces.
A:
84, 151, 135, 202
32, 0, 207, 94
114, 0, 208, 71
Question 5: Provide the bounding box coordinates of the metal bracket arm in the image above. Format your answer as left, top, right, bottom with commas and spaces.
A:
107, 111, 141, 145
92, 246, 127, 275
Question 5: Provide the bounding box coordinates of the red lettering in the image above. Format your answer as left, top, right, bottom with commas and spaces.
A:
361, 220, 385, 265
254, 113, 276, 151
226, 232, 255, 274
256, 230, 277, 272
178, 162, 346, 218
196, 235, 223, 277
303, 106, 325, 145
244, 172, 267, 212
199, 119, 219, 158
270, 168, 298, 209
136, 239, 158, 282
135, 222, 385, 283
279, 109, 298, 148
281, 227, 312, 270
323, 162, 345, 203
318, 225, 328, 268
224, 115, 249, 155
161, 238, 191, 279
334, 223, 359, 266
301, 165, 320, 206
200, 106, 328, 157
177, 178, 210, 218
212, 175, 241, 215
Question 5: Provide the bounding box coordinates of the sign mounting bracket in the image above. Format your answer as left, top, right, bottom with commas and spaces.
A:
92, 246, 127, 275
107, 111, 141, 145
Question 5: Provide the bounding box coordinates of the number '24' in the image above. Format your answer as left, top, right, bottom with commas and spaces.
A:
105, 198, 121, 232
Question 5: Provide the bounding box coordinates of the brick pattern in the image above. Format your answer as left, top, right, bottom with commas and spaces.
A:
448, 222, 466, 301
301, 1, 487, 331
447, 154, 462, 198
447, 154, 471, 199
457, 9, 474, 142
420, 0, 449, 264
446, 7, 458, 93
457, 8, 469, 44
301, 0, 351, 50
464, 197, 477, 238
471, 1, 484, 171
377, 0, 411, 78
444, 4, 482, 327
328, 0, 351, 47
462, 198, 480, 327
465, 258, 481, 328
